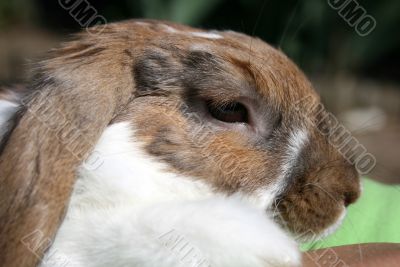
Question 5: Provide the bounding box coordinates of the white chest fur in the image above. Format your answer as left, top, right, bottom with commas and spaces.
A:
71, 122, 214, 210
37, 122, 299, 267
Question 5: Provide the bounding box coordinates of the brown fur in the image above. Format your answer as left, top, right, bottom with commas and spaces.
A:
0, 19, 360, 267
0, 23, 135, 267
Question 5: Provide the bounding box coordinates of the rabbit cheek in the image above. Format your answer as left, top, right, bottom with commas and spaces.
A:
146, 121, 274, 194
123, 102, 276, 196
194, 132, 275, 193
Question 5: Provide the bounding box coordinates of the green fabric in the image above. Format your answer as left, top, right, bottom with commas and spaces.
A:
301, 178, 400, 251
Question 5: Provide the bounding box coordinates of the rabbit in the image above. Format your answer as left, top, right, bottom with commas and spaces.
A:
0, 19, 361, 267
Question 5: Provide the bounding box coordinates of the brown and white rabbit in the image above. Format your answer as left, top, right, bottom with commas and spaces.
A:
0, 20, 361, 267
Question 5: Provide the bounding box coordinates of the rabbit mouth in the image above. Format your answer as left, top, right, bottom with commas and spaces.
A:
292, 207, 347, 243
316, 208, 347, 240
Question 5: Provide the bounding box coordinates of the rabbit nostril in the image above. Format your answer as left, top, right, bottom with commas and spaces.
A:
343, 191, 358, 207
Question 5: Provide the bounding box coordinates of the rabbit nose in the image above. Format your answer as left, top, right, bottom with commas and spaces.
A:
343, 191, 359, 207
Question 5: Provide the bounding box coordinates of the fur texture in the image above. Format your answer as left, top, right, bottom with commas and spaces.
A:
39, 122, 300, 267
0, 20, 361, 267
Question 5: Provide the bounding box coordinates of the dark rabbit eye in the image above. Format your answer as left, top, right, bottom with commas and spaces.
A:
207, 101, 249, 123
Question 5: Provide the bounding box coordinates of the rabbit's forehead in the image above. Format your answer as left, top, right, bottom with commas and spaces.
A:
130, 22, 318, 110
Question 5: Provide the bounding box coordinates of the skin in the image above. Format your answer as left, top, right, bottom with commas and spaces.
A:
302, 243, 400, 267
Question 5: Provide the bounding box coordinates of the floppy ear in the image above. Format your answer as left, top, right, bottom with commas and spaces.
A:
0, 31, 135, 267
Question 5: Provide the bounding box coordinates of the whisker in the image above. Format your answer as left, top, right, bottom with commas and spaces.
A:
278, 0, 301, 48
248, 0, 270, 64
302, 182, 339, 204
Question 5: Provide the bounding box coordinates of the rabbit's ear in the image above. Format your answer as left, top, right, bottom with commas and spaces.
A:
0, 41, 134, 266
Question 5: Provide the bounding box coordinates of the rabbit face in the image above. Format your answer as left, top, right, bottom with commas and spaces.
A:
106, 21, 361, 238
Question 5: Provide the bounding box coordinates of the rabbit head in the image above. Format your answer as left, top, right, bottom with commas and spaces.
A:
112, 20, 361, 237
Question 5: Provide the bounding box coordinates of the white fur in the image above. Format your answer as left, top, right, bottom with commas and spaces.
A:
280, 129, 309, 183
0, 99, 18, 139
40, 122, 300, 267
162, 24, 179, 33
318, 208, 347, 240
134, 21, 150, 26
283, 129, 308, 177
189, 32, 223, 39
159, 24, 223, 40
253, 129, 310, 212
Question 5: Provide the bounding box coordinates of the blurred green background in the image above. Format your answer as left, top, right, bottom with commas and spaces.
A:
0, 0, 399, 183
